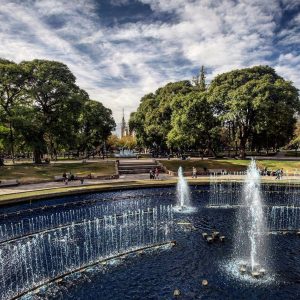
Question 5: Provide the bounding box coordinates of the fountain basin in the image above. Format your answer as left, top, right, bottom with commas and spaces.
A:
0, 186, 299, 299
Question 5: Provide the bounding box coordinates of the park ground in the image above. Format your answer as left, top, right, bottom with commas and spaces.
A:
0, 161, 116, 183
3, 158, 300, 184
2, 157, 300, 204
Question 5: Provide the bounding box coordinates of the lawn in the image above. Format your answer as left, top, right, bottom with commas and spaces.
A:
0, 161, 116, 183
159, 159, 300, 173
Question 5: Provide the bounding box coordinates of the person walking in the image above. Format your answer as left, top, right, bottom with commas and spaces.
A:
280, 168, 284, 179
149, 169, 154, 180
192, 167, 197, 178
155, 167, 160, 180
62, 172, 67, 183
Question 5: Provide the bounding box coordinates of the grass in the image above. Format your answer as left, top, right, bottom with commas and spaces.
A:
159, 159, 300, 173
0, 161, 116, 184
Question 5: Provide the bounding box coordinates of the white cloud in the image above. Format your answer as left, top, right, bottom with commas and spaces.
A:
0, 0, 299, 126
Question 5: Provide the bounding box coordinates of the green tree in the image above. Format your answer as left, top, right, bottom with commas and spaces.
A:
0, 59, 28, 163
209, 65, 299, 158
167, 91, 220, 157
77, 100, 115, 157
130, 81, 194, 152
20, 59, 85, 163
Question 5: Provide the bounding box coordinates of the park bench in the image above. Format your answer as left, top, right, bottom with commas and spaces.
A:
0, 179, 20, 187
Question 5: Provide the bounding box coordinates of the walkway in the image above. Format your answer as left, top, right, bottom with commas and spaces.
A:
0, 173, 172, 196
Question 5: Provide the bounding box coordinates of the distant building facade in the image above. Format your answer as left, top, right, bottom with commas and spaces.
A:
121, 109, 135, 137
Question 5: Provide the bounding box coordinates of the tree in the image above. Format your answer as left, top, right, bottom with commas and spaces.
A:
20, 59, 85, 163
77, 100, 115, 157
130, 81, 194, 151
106, 134, 119, 151
167, 91, 220, 157
286, 121, 300, 154
209, 65, 300, 158
118, 135, 137, 150
0, 59, 28, 163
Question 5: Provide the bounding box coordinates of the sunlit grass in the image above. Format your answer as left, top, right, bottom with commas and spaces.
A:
0, 161, 115, 183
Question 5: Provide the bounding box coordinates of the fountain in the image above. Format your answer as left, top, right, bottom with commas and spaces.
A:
115, 149, 137, 158
234, 159, 269, 278
173, 167, 195, 213
0, 205, 174, 300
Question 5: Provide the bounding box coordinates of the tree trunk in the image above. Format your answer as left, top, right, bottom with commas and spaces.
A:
239, 138, 246, 159
9, 122, 15, 164
33, 148, 42, 164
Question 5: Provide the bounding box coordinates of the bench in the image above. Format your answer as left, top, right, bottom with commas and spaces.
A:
0, 179, 20, 187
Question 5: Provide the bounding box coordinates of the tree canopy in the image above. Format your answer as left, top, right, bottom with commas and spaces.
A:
131, 65, 299, 157
0, 59, 115, 163
209, 65, 300, 157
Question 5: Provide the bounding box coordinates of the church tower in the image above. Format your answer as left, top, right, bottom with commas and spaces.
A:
121, 108, 127, 137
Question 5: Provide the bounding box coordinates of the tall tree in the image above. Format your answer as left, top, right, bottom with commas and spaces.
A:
0, 59, 28, 163
167, 91, 220, 156
20, 59, 84, 163
77, 100, 115, 157
130, 81, 194, 152
209, 65, 300, 158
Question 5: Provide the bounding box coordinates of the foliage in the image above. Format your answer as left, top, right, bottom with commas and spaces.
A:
0, 58, 115, 163
131, 65, 299, 157
167, 91, 220, 156
208, 65, 299, 157
118, 135, 137, 149
129, 80, 194, 150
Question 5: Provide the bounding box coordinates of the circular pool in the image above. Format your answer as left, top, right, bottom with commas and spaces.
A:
0, 184, 299, 299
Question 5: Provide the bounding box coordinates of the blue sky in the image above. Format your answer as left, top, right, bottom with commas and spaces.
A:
0, 0, 300, 128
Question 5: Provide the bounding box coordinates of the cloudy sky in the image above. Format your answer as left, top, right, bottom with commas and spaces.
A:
0, 0, 299, 128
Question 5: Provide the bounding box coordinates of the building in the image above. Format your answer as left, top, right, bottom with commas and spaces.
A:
121, 109, 135, 138
121, 109, 129, 137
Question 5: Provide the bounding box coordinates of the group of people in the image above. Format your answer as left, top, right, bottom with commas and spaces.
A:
261, 167, 284, 179
149, 168, 160, 180
62, 172, 84, 185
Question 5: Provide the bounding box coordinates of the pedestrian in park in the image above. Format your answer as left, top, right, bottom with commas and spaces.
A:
149, 169, 154, 180
155, 167, 160, 180
275, 169, 280, 180
280, 169, 284, 179
192, 166, 197, 178
62, 172, 67, 183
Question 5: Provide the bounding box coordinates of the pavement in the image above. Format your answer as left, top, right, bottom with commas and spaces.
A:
0, 173, 173, 195
2, 172, 300, 197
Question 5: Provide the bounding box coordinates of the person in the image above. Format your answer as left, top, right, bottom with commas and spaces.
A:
70, 173, 75, 181
275, 169, 280, 180
155, 167, 160, 180
192, 167, 197, 178
80, 178, 84, 184
149, 169, 153, 180
62, 172, 67, 183
280, 168, 284, 179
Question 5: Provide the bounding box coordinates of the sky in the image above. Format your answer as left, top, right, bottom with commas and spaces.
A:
0, 0, 300, 130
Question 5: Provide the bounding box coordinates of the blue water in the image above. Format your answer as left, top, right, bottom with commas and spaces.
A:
1, 185, 300, 299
